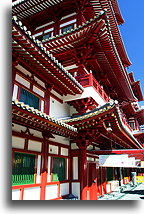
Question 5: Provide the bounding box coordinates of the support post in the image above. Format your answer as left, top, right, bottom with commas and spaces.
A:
79, 147, 87, 200
40, 133, 49, 200
44, 84, 53, 115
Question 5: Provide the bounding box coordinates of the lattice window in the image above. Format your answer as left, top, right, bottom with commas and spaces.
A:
12, 152, 36, 186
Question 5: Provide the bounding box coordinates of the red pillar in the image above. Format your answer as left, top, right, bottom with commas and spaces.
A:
89, 163, 98, 200
44, 85, 53, 115
40, 135, 48, 200
79, 147, 88, 200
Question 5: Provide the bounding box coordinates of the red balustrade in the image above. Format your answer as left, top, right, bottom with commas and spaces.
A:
76, 73, 109, 102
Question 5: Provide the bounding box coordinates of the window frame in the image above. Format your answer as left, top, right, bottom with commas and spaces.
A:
37, 32, 51, 41
19, 87, 41, 110
61, 24, 73, 34
12, 152, 37, 186
50, 156, 68, 182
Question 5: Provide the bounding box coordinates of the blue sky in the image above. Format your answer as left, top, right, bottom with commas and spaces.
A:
118, 0, 144, 107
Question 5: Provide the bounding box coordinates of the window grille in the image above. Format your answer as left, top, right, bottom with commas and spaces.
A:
12, 152, 36, 186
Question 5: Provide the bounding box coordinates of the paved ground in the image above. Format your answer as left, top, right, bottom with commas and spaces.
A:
98, 183, 144, 200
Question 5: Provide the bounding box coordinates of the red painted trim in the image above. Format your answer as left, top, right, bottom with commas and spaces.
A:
44, 90, 50, 115
40, 140, 48, 200
14, 63, 47, 92
57, 182, 60, 198
50, 197, 62, 200
12, 148, 42, 156
14, 80, 45, 101
24, 138, 28, 150
12, 184, 41, 190
12, 131, 44, 142
48, 140, 70, 149
47, 153, 69, 159
20, 188, 24, 200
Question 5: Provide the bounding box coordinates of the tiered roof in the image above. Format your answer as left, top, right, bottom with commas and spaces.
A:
12, 16, 84, 95
41, 11, 136, 102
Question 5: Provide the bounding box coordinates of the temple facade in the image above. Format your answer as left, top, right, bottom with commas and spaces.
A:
12, 0, 144, 200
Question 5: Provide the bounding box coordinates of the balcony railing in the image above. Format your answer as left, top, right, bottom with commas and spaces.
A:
76, 73, 109, 103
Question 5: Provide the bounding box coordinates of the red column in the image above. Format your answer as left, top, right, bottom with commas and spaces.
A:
44, 85, 53, 115
79, 147, 87, 200
89, 163, 98, 200
40, 136, 48, 200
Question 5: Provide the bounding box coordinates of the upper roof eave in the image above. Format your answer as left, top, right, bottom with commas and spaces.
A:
90, 0, 131, 67
12, 16, 84, 95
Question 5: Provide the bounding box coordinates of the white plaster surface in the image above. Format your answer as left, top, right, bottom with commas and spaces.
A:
61, 147, 68, 156
72, 183, 80, 199
23, 187, 40, 200
60, 183, 69, 196
45, 185, 58, 200
28, 140, 42, 152
15, 74, 30, 88
12, 189, 20, 200
73, 157, 78, 180
12, 136, 25, 149
50, 96, 70, 118
49, 144, 58, 154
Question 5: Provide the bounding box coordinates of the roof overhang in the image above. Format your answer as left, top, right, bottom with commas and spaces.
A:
90, 0, 131, 67
42, 12, 136, 102
12, 17, 84, 96
62, 100, 143, 149
12, 100, 77, 138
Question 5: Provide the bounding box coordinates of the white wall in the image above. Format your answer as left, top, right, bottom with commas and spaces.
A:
60, 183, 69, 196
49, 144, 58, 154
28, 140, 42, 152
72, 183, 80, 200
45, 185, 58, 200
23, 187, 41, 200
61, 148, 68, 156
49, 96, 70, 118
12, 136, 25, 149
73, 157, 78, 180
36, 155, 41, 184
49, 134, 70, 146
12, 189, 20, 200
